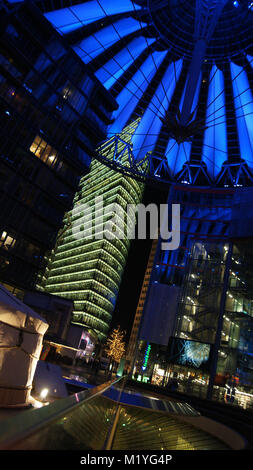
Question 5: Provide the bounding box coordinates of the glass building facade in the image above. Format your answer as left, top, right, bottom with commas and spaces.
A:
0, 1, 117, 294
41, 120, 144, 341
132, 185, 253, 409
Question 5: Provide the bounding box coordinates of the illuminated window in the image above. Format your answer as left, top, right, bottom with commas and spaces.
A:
30, 136, 58, 167
0, 231, 16, 250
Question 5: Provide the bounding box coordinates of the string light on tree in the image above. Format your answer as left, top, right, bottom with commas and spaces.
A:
104, 326, 126, 364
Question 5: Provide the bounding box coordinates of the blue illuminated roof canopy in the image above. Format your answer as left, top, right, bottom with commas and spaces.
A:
6, 0, 253, 187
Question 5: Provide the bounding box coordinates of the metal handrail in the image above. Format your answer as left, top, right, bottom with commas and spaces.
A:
103, 375, 128, 450
0, 376, 126, 450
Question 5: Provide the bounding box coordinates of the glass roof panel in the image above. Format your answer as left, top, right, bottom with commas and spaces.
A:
94, 36, 156, 89
44, 0, 141, 33
202, 65, 228, 179
73, 18, 147, 63
231, 62, 253, 170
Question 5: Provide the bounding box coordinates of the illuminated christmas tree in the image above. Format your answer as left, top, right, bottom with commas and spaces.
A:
104, 326, 126, 365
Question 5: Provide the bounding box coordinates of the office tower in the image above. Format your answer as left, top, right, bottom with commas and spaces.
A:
0, 1, 117, 295
41, 119, 144, 341
131, 184, 253, 408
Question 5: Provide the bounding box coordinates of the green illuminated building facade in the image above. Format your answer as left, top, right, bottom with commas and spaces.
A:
40, 120, 144, 341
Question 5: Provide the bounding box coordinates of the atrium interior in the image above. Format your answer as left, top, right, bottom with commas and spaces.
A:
0, 0, 253, 454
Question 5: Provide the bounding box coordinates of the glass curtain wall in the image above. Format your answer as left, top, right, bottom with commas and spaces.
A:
172, 240, 229, 399
213, 240, 253, 409
133, 186, 253, 409
133, 186, 233, 388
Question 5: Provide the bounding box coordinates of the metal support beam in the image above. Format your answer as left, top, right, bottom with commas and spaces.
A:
180, 38, 207, 126
180, 0, 228, 126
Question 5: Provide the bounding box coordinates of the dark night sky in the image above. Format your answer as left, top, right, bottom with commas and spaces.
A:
110, 237, 152, 343
110, 183, 169, 343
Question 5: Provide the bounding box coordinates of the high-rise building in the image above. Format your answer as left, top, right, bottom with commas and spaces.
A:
130, 184, 253, 409
0, 1, 117, 295
40, 120, 144, 341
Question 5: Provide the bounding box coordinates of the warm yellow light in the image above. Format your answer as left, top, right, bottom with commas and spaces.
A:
40, 388, 49, 399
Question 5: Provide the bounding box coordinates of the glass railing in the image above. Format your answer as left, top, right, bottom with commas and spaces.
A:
0, 376, 126, 450
0, 375, 243, 450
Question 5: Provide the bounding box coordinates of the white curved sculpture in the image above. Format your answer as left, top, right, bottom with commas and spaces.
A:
0, 285, 48, 407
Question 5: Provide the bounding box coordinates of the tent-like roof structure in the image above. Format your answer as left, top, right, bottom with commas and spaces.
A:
7, 0, 253, 186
